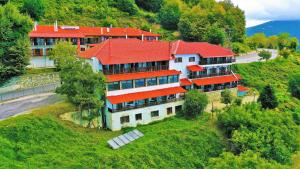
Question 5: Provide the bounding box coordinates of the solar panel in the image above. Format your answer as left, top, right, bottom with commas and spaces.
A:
107, 129, 144, 149
107, 139, 120, 149
118, 135, 130, 144
113, 137, 125, 146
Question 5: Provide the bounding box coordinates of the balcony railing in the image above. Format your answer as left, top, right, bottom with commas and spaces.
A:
103, 65, 169, 75
199, 59, 236, 65
188, 71, 232, 79
202, 84, 238, 92
108, 97, 184, 113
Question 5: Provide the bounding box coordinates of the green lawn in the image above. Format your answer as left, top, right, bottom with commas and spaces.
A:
0, 102, 224, 169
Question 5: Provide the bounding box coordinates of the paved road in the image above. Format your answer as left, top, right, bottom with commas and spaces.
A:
0, 93, 62, 120
236, 49, 278, 64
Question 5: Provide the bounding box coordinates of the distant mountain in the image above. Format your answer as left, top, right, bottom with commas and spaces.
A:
247, 20, 300, 40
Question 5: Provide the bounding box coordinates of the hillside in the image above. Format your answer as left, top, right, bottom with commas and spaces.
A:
247, 20, 300, 40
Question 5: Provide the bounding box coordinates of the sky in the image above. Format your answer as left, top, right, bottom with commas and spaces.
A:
228, 0, 300, 27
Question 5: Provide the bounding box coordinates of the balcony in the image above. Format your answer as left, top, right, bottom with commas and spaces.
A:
103, 65, 169, 75
188, 71, 232, 79
199, 59, 236, 65
108, 97, 184, 113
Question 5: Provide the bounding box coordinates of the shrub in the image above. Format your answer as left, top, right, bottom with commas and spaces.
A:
183, 90, 208, 119
258, 50, 272, 61
288, 74, 300, 99
279, 48, 291, 59
221, 89, 233, 105
258, 85, 278, 109
234, 97, 242, 106
158, 1, 181, 30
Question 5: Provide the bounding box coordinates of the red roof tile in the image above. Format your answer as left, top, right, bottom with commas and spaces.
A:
187, 65, 204, 72
237, 85, 249, 92
80, 39, 172, 64
107, 86, 186, 104
172, 40, 235, 58
180, 78, 192, 86
106, 70, 181, 82
192, 74, 241, 86
29, 25, 160, 38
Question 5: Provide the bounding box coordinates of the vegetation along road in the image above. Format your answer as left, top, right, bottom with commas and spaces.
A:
236, 49, 278, 63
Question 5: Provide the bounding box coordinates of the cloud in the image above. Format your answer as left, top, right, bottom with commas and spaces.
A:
229, 0, 300, 27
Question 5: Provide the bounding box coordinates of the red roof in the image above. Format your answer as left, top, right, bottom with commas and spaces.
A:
187, 65, 204, 72
237, 85, 249, 92
192, 74, 241, 86
107, 86, 186, 104
106, 70, 181, 82
172, 40, 235, 58
80, 39, 172, 64
180, 78, 192, 86
29, 25, 160, 38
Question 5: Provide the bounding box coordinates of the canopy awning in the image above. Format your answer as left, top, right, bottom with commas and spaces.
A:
237, 85, 249, 92
187, 65, 204, 72
180, 78, 192, 86
192, 74, 241, 86
107, 86, 186, 104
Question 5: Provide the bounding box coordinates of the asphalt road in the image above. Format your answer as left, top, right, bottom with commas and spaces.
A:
0, 93, 62, 120
236, 49, 278, 64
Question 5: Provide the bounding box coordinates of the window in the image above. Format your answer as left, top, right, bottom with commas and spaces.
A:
135, 79, 145, 88
146, 77, 157, 86
158, 76, 168, 84
175, 105, 182, 113
167, 107, 173, 115
80, 48, 85, 51
189, 57, 195, 62
120, 116, 130, 124
151, 110, 159, 117
136, 100, 145, 106
121, 80, 133, 89
175, 57, 182, 63
135, 113, 142, 121
108, 82, 120, 91
168, 75, 179, 83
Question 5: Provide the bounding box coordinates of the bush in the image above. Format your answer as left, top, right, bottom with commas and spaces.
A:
258, 50, 272, 61
279, 48, 291, 59
183, 90, 208, 119
231, 42, 251, 54
288, 74, 300, 99
221, 89, 234, 105
234, 97, 242, 106
135, 0, 163, 12
217, 103, 298, 164
258, 85, 278, 109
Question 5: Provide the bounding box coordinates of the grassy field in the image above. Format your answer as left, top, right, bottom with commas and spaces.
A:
0, 102, 224, 169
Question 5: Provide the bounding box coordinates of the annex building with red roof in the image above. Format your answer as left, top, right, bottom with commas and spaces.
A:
79, 38, 241, 131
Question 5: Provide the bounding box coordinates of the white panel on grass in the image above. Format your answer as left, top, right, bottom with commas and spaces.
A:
107, 130, 144, 150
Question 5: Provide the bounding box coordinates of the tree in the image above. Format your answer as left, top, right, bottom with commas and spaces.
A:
205, 24, 226, 45
50, 42, 105, 126
221, 89, 233, 105
258, 85, 278, 109
206, 151, 289, 169
113, 0, 138, 15
182, 90, 208, 119
288, 74, 300, 99
279, 48, 291, 59
258, 50, 272, 61
21, 0, 45, 21
0, 3, 33, 84
0, 0, 8, 5
178, 8, 210, 41
158, 0, 181, 30
135, 0, 163, 12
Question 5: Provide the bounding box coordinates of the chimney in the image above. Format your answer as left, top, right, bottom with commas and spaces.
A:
149, 28, 152, 32
33, 21, 38, 31
54, 20, 58, 32
126, 34, 128, 39
101, 27, 103, 34
107, 27, 110, 32
142, 34, 144, 41
110, 24, 113, 28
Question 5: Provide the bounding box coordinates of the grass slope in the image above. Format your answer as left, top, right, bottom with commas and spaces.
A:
0, 103, 224, 169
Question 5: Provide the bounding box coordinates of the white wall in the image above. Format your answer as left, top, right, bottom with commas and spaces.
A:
106, 100, 184, 131
169, 54, 200, 79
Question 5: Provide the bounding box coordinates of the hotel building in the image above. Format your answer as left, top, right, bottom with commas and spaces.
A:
81, 39, 241, 131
